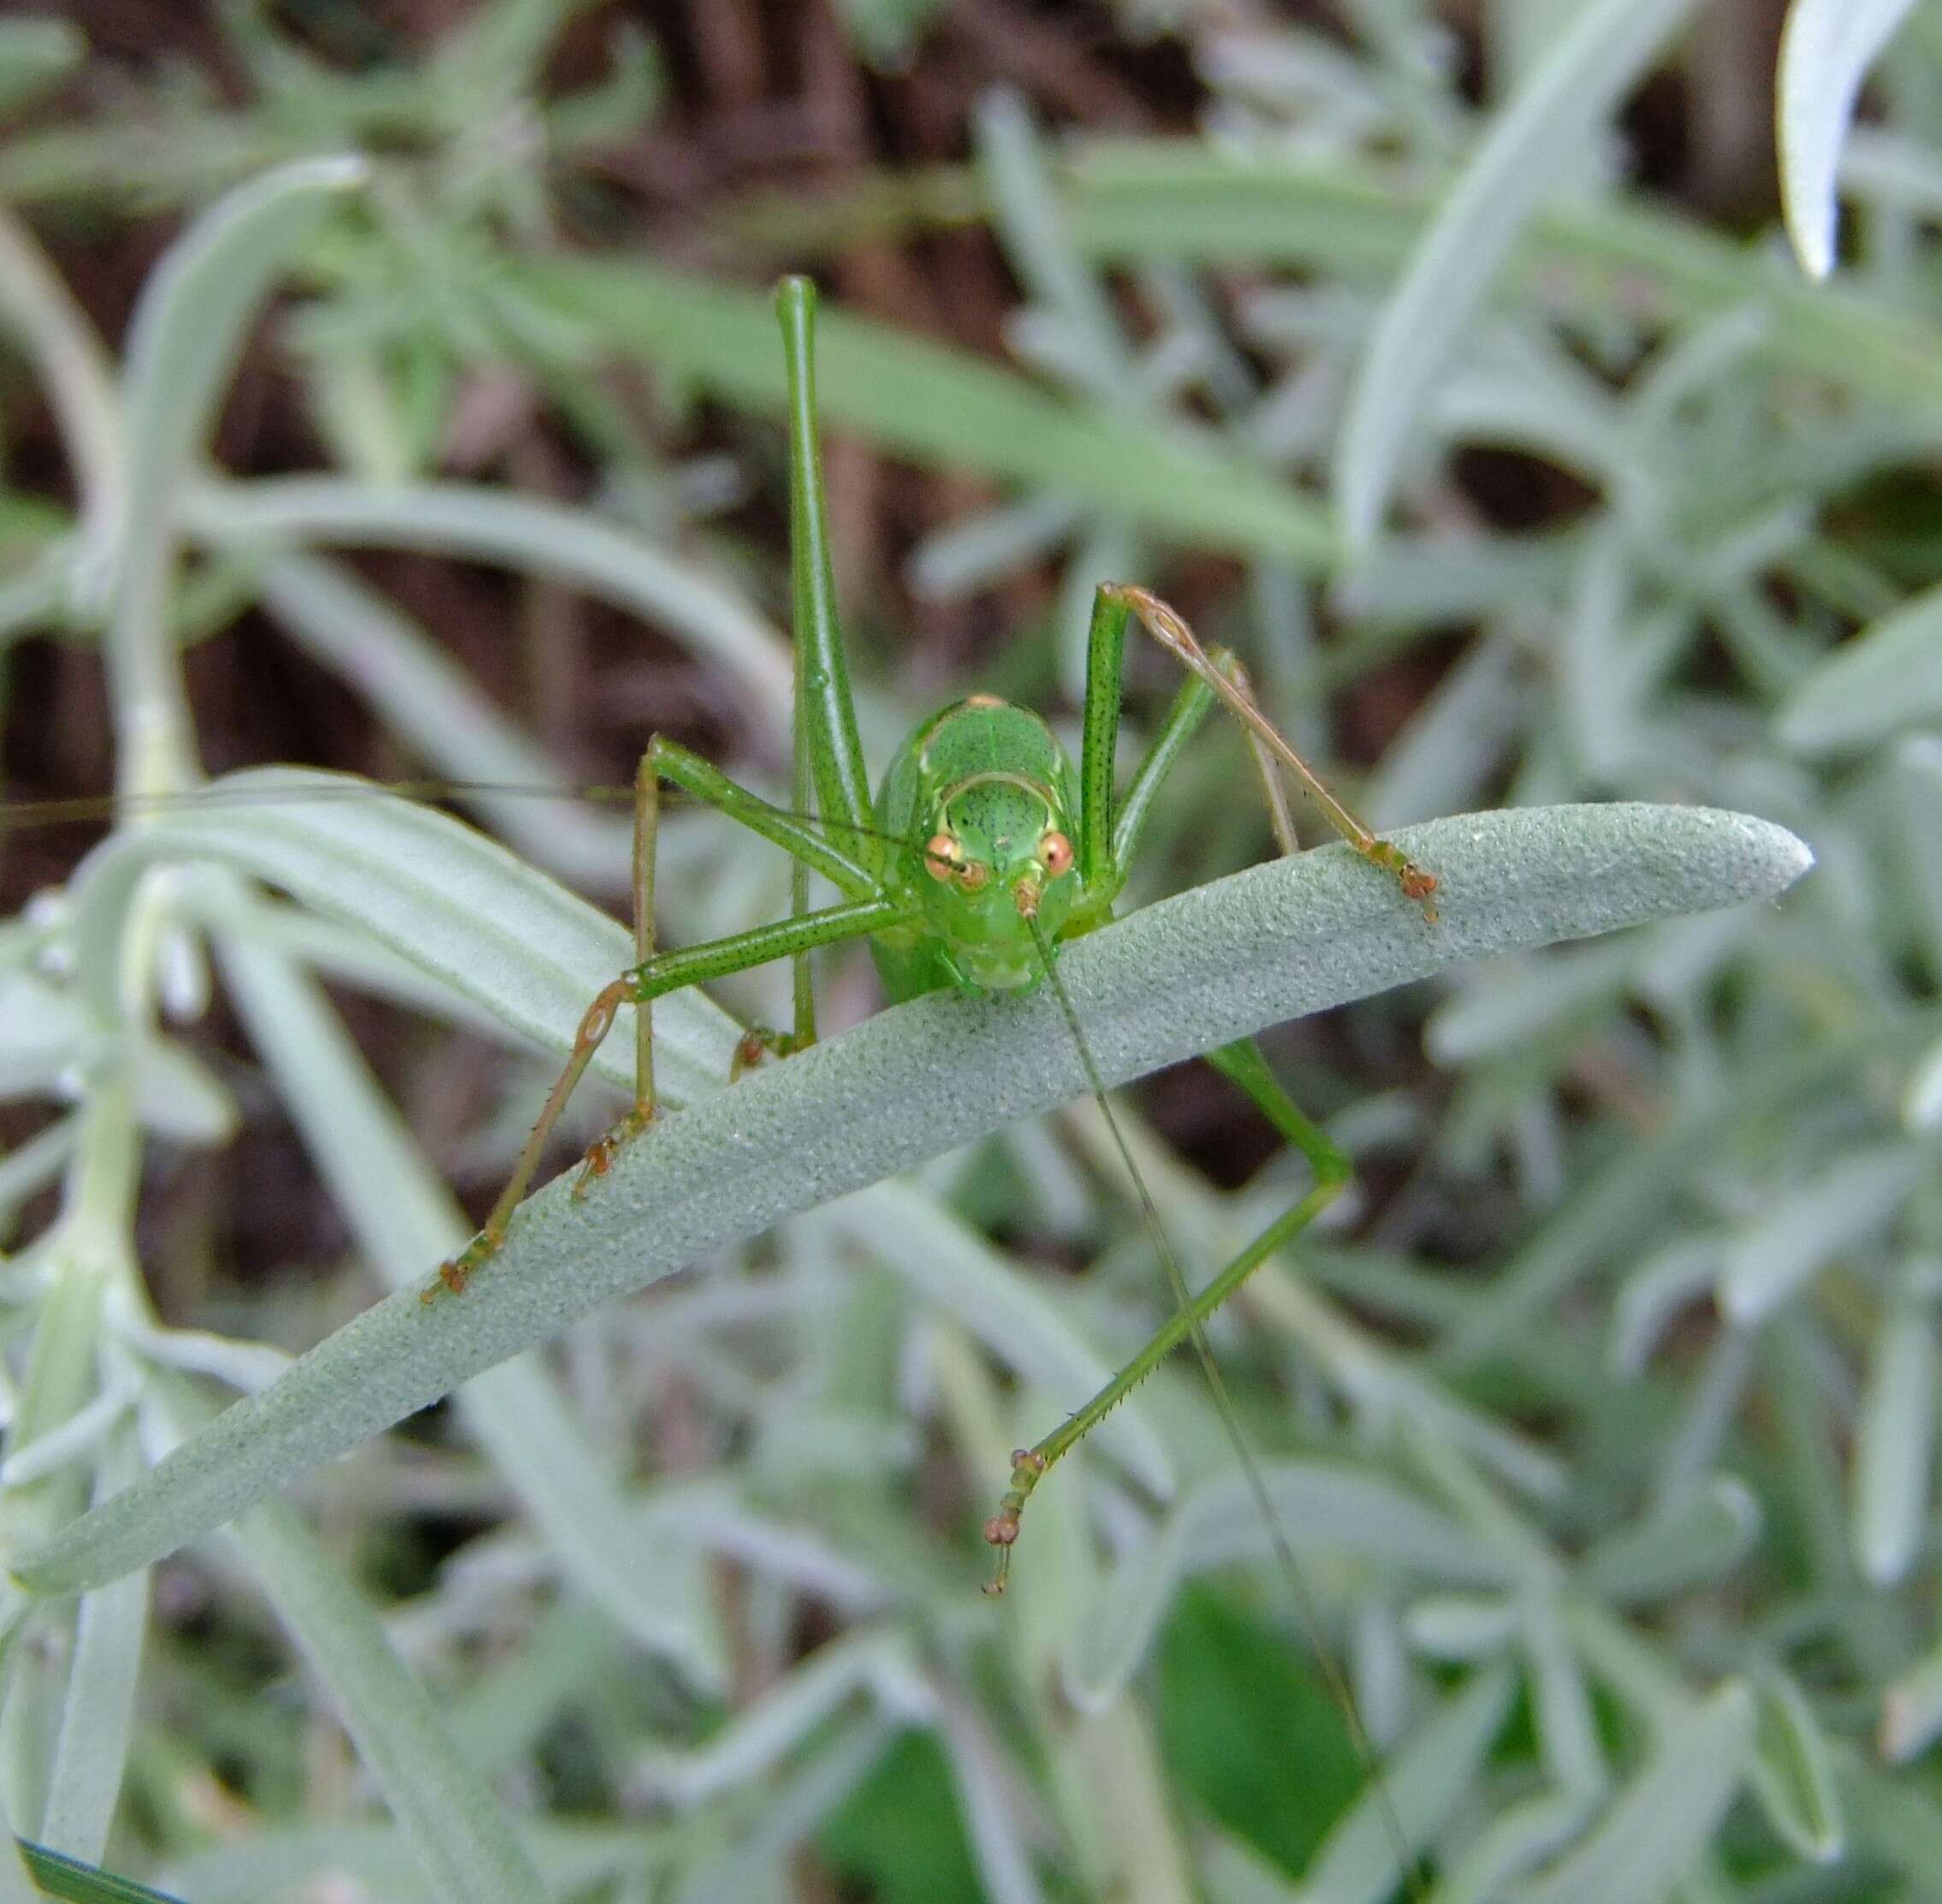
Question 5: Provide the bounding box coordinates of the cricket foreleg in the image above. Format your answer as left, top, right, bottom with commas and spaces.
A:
430, 974, 636, 1299
426, 741, 888, 1302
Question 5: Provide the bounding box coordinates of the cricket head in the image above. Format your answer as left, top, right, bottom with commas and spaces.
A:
919, 768, 1080, 988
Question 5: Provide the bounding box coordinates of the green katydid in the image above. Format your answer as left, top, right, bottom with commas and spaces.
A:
413, 278, 1438, 1614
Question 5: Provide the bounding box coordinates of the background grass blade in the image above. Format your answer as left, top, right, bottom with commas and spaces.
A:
521, 258, 1339, 567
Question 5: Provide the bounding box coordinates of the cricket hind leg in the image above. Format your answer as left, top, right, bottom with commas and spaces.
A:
983, 1035, 1351, 1587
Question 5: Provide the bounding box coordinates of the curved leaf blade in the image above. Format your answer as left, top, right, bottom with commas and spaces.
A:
16, 800, 1809, 1593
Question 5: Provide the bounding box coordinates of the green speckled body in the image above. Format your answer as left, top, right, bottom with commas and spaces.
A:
869, 698, 1100, 999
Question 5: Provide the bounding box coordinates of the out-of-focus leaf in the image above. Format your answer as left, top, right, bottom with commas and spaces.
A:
1292, 1668, 1515, 1904
1066, 1463, 1503, 1711
1508, 1682, 1756, 1904
0, 20, 84, 122
1157, 1587, 1362, 1880
36, 1437, 145, 1866
1579, 1477, 1761, 1602
1333, 0, 1697, 546
1749, 1670, 1845, 1864
1719, 1146, 1923, 1324
1778, 0, 1923, 278
831, 0, 949, 68
113, 157, 365, 756
817, 1730, 982, 1904
818, 1183, 1173, 1496
1778, 579, 1942, 753
190, 477, 794, 726
1850, 1272, 1938, 1587
1881, 1640, 1942, 1764
68, 769, 737, 1107
216, 935, 729, 1691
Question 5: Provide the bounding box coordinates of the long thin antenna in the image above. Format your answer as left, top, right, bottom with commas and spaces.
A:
1024, 914, 1427, 1901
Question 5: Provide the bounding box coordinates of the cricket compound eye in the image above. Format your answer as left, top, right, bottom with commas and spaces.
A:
923, 832, 962, 882
1039, 829, 1074, 877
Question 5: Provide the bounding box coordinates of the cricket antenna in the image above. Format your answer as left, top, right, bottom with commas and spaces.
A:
1018, 912, 1429, 1901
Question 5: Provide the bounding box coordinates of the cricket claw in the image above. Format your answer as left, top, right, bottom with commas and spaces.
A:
574, 1106, 655, 1200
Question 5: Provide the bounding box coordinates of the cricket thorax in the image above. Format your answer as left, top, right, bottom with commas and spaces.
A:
872, 697, 1086, 992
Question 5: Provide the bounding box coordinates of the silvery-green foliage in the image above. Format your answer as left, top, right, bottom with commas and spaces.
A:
0, 4, 1929, 1903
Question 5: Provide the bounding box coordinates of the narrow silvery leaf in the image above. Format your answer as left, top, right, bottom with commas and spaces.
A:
253, 555, 631, 890
1333, 0, 1696, 547
1405, 1593, 1516, 1660
1611, 1237, 1724, 1376
1523, 1595, 1606, 1800
1508, 1681, 1756, 1904
1426, 941, 1634, 1065
1719, 1146, 1923, 1325
1850, 1273, 1939, 1587
19, 801, 1810, 1595
1749, 1670, 1845, 1863
36, 1436, 145, 1865
632, 1631, 931, 1807
1779, 0, 1923, 278
68, 769, 738, 1109
668, 1717, 900, 1904
1904, 1034, 1942, 1131
977, 87, 1137, 404
1435, 1789, 1595, 1904
1778, 578, 1942, 753
1580, 1476, 1761, 1602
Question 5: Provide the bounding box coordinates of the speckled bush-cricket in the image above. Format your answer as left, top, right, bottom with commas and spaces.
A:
413, 278, 1438, 1623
